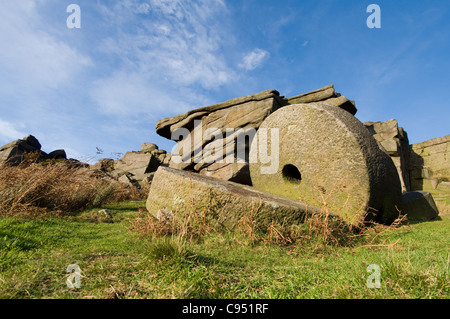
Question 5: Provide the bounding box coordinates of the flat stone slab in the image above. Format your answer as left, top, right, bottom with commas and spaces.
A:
146, 167, 324, 230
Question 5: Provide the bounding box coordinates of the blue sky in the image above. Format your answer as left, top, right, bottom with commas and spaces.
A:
0, 0, 449, 162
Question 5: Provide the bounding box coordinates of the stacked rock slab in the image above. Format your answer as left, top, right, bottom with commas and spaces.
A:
155, 85, 357, 185
146, 166, 324, 230
249, 103, 403, 225
409, 135, 450, 203
99, 142, 170, 187
156, 89, 286, 185
364, 119, 411, 192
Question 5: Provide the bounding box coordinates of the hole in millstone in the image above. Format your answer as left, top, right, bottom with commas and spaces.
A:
282, 164, 302, 184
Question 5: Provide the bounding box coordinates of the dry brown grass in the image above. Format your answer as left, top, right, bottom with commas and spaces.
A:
129, 177, 408, 249
0, 160, 138, 217
129, 192, 222, 241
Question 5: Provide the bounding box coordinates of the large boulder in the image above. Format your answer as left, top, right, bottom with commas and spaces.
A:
0, 135, 42, 164
0, 135, 69, 165
364, 119, 411, 192
249, 103, 403, 225
409, 135, 450, 203
141, 142, 159, 153
112, 151, 160, 185
146, 166, 322, 230
286, 85, 358, 115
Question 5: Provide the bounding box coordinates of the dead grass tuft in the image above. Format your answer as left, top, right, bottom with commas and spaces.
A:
0, 161, 138, 217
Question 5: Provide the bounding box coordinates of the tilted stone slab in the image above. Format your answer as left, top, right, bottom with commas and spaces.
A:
286, 85, 358, 116
146, 167, 324, 230
249, 103, 403, 225
401, 191, 439, 221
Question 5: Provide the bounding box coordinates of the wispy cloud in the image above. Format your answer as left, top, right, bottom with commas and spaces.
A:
239, 48, 270, 71
0, 1, 92, 92
91, 0, 235, 118
0, 119, 26, 144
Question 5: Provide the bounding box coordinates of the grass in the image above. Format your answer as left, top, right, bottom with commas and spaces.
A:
0, 200, 448, 299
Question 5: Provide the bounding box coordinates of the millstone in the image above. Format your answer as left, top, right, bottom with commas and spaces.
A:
249, 103, 402, 225
146, 166, 322, 230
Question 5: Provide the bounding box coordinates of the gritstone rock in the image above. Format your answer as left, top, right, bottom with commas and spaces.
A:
146, 166, 325, 230
155, 85, 357, 185
364, 119, 411, 192
112, 151, 160, 185
409, 135, 450, 203
0, 135, 68, 164
249, 103, 403, 225
401, 191, 439, 221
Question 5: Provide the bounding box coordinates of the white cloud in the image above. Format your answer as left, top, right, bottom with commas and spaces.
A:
239, 48, 270, 71
0, 119, 26, 144
0, 1, 92, 91
91, 71, 189, 116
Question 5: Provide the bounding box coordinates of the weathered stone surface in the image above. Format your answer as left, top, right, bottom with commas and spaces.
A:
401, 191, 439, 221
47, 149, 67, 160
364, 119, 411, 192
0, 135, 42, 163
155, 86, 358, 186
0, 146, 24, 163
286, 85, 358, 115
0, 135, 72, 165
163, 90, 285, 184
97, 158, 115, 173
286, 85, 336, 104
156, 90, 285, 139
320, 96, 357, 116
199, 162, 251, 185
23, 135, 41, 151
141, 142, 158, 153
146, 167, 323, 229
249, 103, 403, 225
409, 135, 450, 203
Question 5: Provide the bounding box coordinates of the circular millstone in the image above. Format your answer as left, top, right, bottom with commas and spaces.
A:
249, 103, 402, 225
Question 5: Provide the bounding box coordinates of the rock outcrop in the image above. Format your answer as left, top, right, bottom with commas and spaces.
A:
0, 135, 68, 164
364, 119, 411, 192
409, 135, 450, 203
155, 85, 357, 185
401, 191, 440, 221
92, 142, 171, 187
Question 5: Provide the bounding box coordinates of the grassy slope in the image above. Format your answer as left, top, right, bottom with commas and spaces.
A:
0, 201, 448, 299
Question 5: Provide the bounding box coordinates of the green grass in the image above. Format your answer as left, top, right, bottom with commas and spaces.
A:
0, 200, 449, 299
